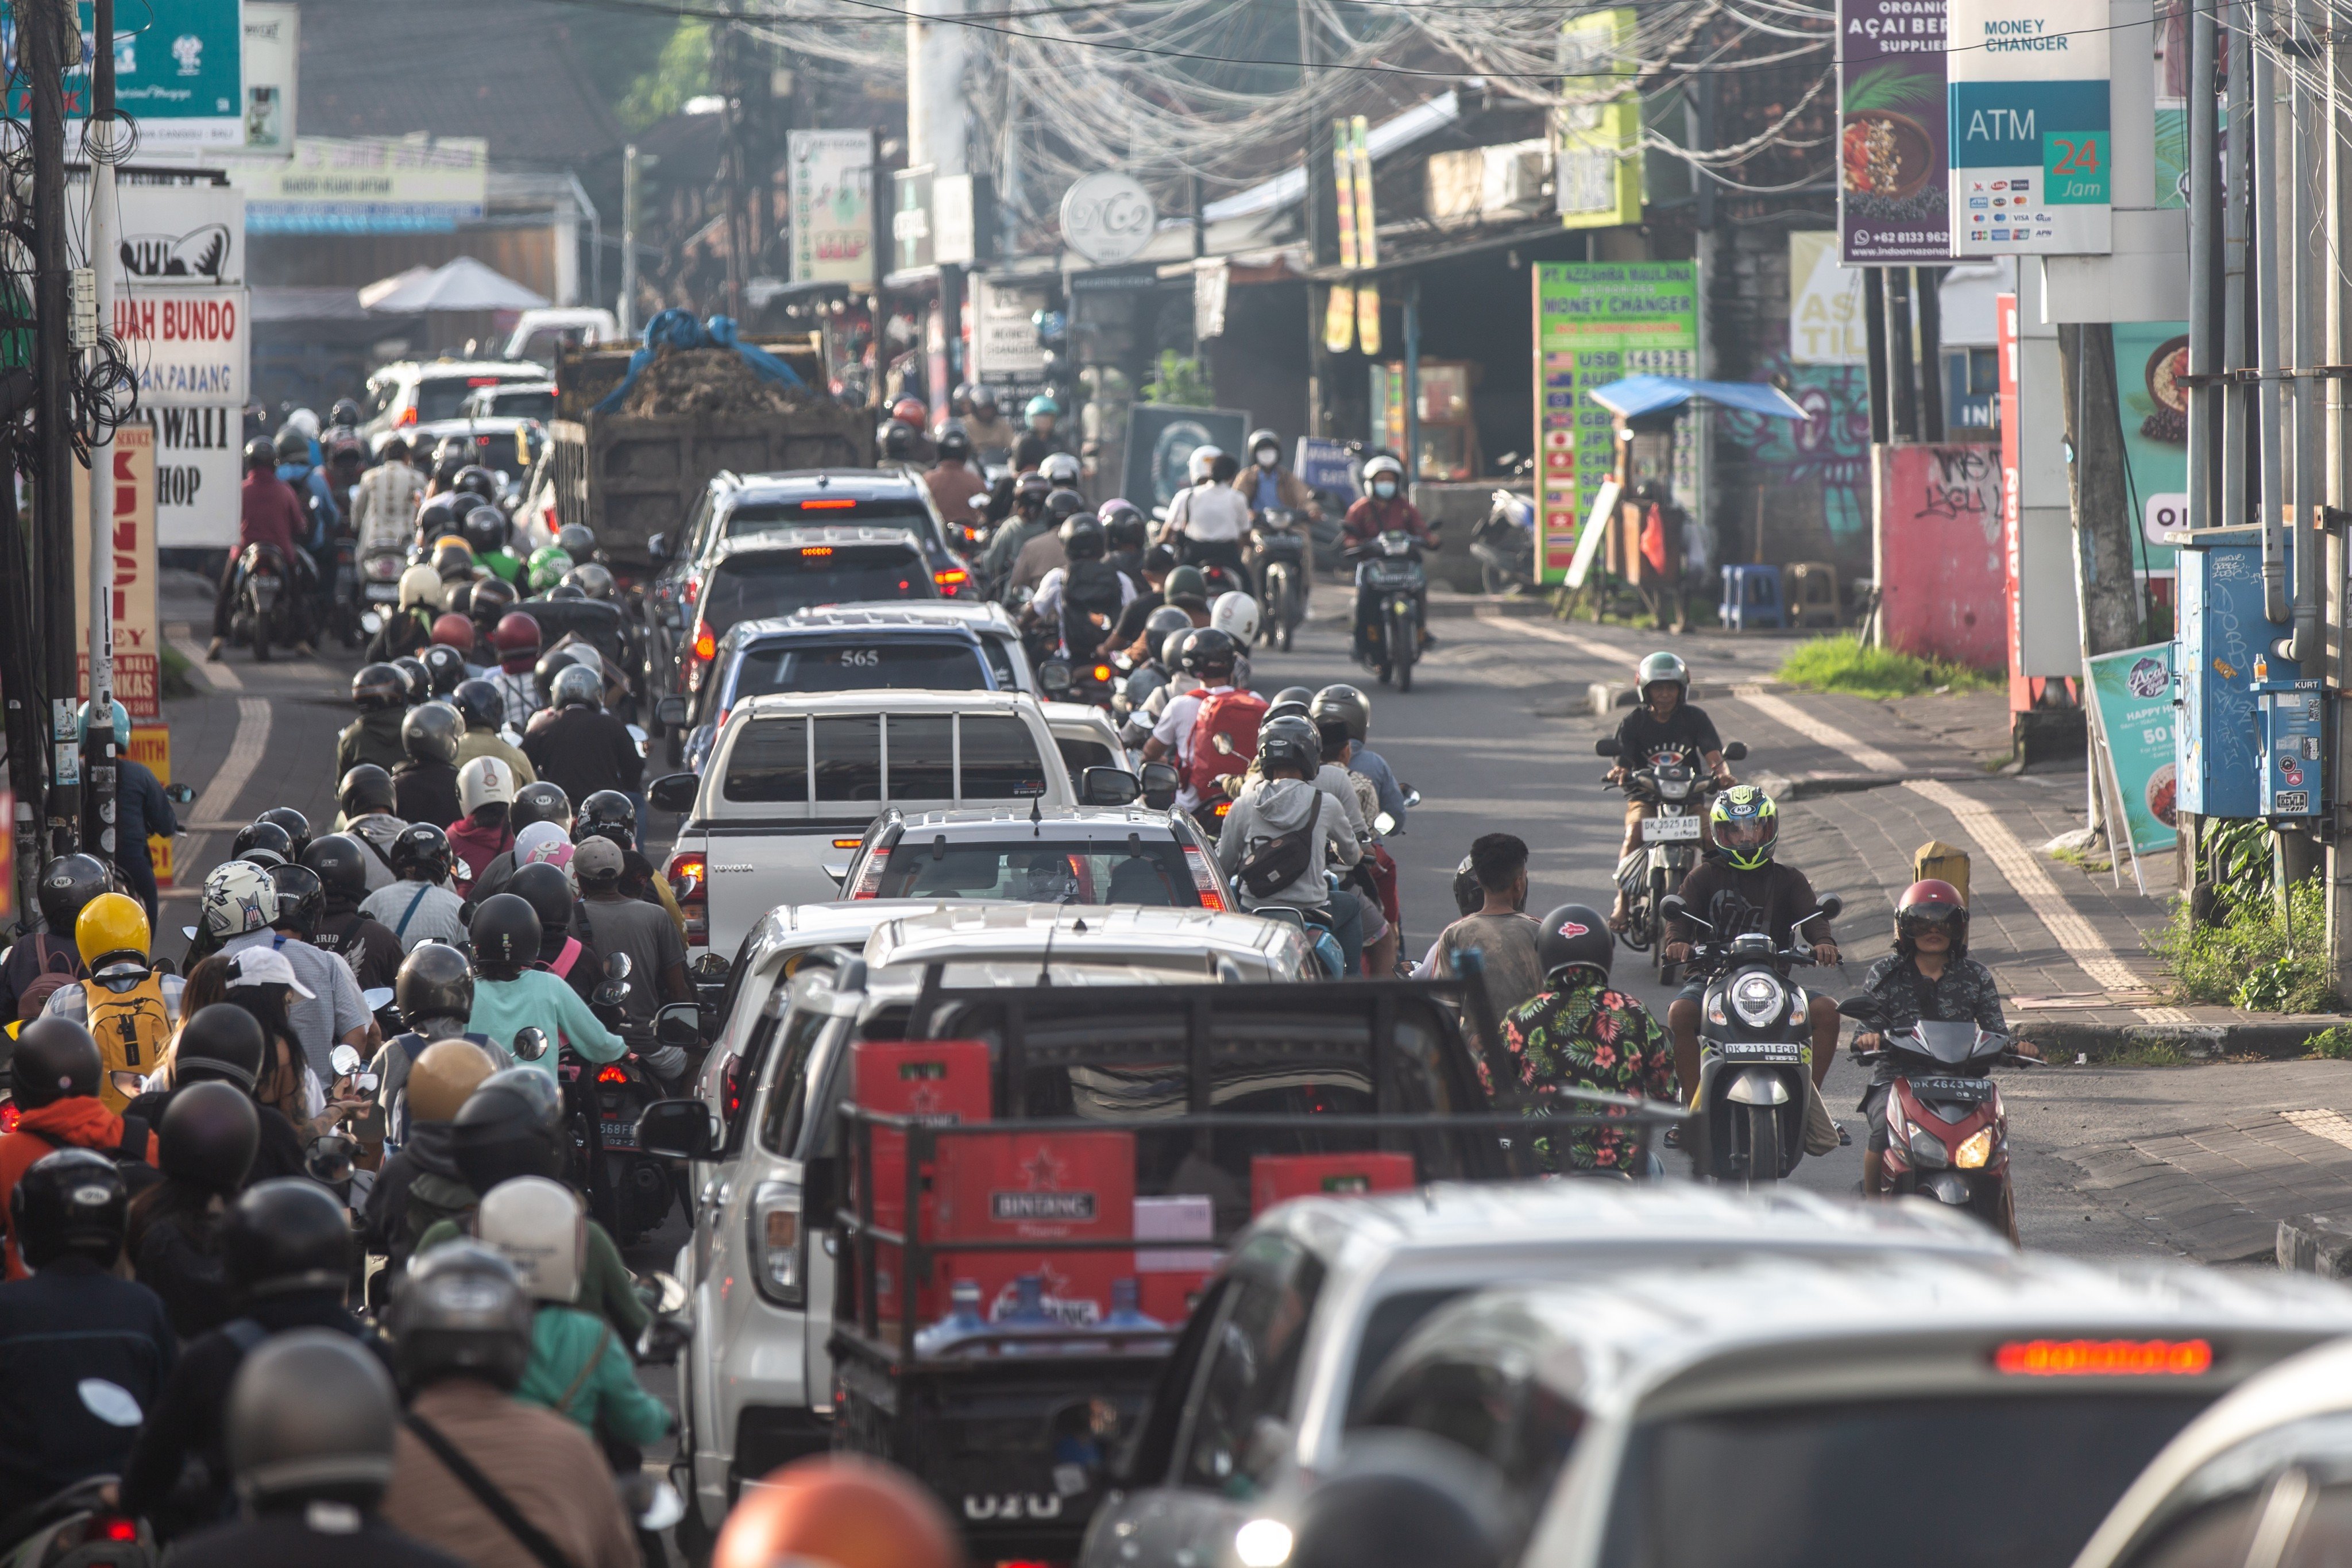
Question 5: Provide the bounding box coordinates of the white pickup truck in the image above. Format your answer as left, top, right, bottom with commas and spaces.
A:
652, 690, 1079, 961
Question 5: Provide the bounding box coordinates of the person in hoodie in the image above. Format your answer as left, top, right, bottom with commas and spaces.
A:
1214, 715, 1362, 941
273, 426, 341, 636
0, 1019, 159, 1280
445, 757, 517, 898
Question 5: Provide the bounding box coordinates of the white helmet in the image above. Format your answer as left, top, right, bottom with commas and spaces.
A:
1362, 453, 1405, 484
457, 756, 515, 816
1210, 590, 1260, 646
476, 1176, 585, 1303
511, 820, 567, 864
202, 859, 280, 939
1187, 445, 1225, 483
398, 564, 442, 611
1040, 451, 1081, 488
283, 408, 320, 441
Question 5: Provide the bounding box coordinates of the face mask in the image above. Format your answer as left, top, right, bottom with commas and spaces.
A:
1256, 450, 1277, 468
1373, 480, 1397, 500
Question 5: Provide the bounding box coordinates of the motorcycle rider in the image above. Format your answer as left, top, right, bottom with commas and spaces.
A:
37, 891, 181, 1111
69, 701, 173, 921
1142, 627, 1251, 814
353, 435, 425, 561
214, 880, 375, 1091
0, 853, 103, 1024
453, 679, 537, 786
362, 825, 470, 952
380, 1244, 640, 1568
1341, 454, 1434, 661
1427, 833, 1546, 1021
447, 759, 519, 896
1009, 485, 1086, 597
419, 638, 470, 698
0, 1017, 157, 1278
130, 1001, 308, 1187
508, 862, 600, 1009
167, 1330, 462, 1568
211, 438, 313, 661
978, 470, 1053, 592
1013, 392, 1068, 472
574, 838, 690, 1045
922, 427, 990, 535
1853, 879, 2025, 1202
522, 664, 641, 812
961, 383, 1017, 461
303, 836, 405, 992
337, 766, 409, 884
1488, 905, 1679, 1173
366, 566, 445, 663
275, 427, 342, 638
366, 1035, 500, 1268
1311, 683, 1408, 830
129, 1081, 260, 1338
574, 792, 686, 929
1099, 498, 1149, 581
393, 702, 466, 830
465, 896, 623, 1075
462, 505, 525, 588
1215, 716, 1363, 955
466, 783, 571, 909
0, 1149, 175, 1521
484, 611, 546, 730
1161, 445, 1254, 596
1660, 786, 1845, 1144
1027, 513, 1135, 662
1235, 426, 1321, 588
1606, 651, 1734, 931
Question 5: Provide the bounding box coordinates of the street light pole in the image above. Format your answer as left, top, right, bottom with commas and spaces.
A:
26, 0, 78, 859
82, 0, 118, 868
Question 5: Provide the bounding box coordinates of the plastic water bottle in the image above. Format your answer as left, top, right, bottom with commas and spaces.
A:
1102, 1277, 1164, 1333
995, 1272, 1057, 1355
914, 1279, 988, 1358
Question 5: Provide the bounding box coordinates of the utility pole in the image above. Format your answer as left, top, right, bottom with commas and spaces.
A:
27, 0, 77, 859
2059, 323, 2141, 657
620, 144, 639, 335
717, 15, 748, 319
2326, 0, 2352, 986
1298, 0, 1337, 438
82, 0, 117, 869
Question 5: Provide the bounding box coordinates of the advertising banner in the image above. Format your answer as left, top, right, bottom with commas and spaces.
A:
1949, 0, 2112, 256
968, 277, 1048, 379
71, 424, 160, 719
233, 136, 488, 233
1122, 405, 1249, 513
1530, 261, 1698, 584
1556, 8, 1643, 230
1789, 231, 1869, 364
1839, 0, 1950, 263
5, 0, 242, 145
113, 285, 246, 405
142, 405, 241, 548
240, 2, 295, 152
2114, 320, 2188, 570
2085, 641, 2180, 852
789, 130, 875, 289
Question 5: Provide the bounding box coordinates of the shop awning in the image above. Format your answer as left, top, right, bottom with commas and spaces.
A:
1586, 375, 1811, 421
360, 257, 550, 314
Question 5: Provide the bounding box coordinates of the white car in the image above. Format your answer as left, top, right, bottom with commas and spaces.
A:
1042, 700, 1127, 777
652, 690, 1078, 959
360, 357, 548, 444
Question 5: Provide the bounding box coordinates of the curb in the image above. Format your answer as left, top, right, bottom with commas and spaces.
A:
2013, 1017, 2344, 1062
1750, 768, 1992, 800
2280, 1214, 2352, 1276
1589, 679, 1787, 717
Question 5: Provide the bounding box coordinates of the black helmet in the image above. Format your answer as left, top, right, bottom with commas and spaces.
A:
880, 422, 916, 459
11, 1017, 100, 1110
532, 645, 584, 705
389, 656, 431, 706
230, 819, 294, 870
936, 423, 971, 459
1142, 604, 1192, 656
414, 493, 463, 544
267, 863, 325, 938
453, 678, 505, 732
1257, 715, 1320, 777
227, 1330, 400, 1508
35, 853, 110, 934
511, 781, 571, 835
351, 662, 404, 712
1285, 1431, 1512, 1568
244, 437, 277, 473
301, 833, 369, 903
390, 1241, 533, 1393
469, 893, 540, 978
508, 862, 574, 940
1535, 903, 1614, 986
1013, 472, 1051, 511
430, 541, 475, 584
461, 504, 507, 558
573, 789, 634, 847
223, 1179, 352, 1299
338, 764, 396, 818
453, 465, 499, 504
12, 1148, 126, 1270
420, 643, 467, 697
389, 822, 454, 883
1177, 626, 1238, 677
556, 523, 596, 565
450, 1066, 566, 1191
175, 1003, 265, 1092
465, 573, 517, 632
563, 563, 616, 601
401, 702, 464, 767
550, 663, 602, 711
1310, 683, 1370, 744
275, 427, 310, 463
158, 1079, 261, 1195
1044, 487, 1088, 523
395, 941, 474, 1026
1100, 504, 1146, 554
255, 806, 311, 860
545, 582, 586, 601
970, 383, 999, 414
1060, 515, 1106, 561
329, 397, 362, 428
1266, 685, 1315, 721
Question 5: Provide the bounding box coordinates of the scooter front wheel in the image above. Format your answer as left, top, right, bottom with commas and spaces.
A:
1744, 1102, 1783, 1187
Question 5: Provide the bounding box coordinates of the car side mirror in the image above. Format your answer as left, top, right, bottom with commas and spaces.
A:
1082, 766, 1142, 806
655, 696, 689, 727
1722, 740, 1748, 762
655, 1002, 701, 1048
649, 773, 698, 813
636, 1098, 720, 1161
647, 531, 669, 563
1593, 736, 1621, 758
164, 782, 195, 804
1140, 761, 1180, 810
512, 1027, 550, 1063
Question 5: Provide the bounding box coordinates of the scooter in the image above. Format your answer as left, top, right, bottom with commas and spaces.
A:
328, 524, 364, 650
1349, 530, 1427, 693
1661, 893, 1842, 1187
1252, 508, 1309, 651
1594, 737, 1748, 980
1038, 655, 1119, 713
361, 544, 407, 608
554, 953, 679, 1246
1476, 458, 1538, 595
0, 1476, 153, 1567
229, 542, 307, 662
1839, 996, 2032, 1232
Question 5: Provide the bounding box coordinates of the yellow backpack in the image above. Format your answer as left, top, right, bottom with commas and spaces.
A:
82, 970, 172, 1111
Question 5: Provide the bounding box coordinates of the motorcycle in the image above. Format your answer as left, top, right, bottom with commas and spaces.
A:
1252, 508, 1310, 651
0, 1476, 153, 1567
1037, 655, 1118, 713
1839, 996, 2032, 1231
1594, 737, 1748, 981
1659, 892, 1843, 1188
544, 953, 681, 1246
1350, 529, 1428, 692
229, 542, 306, 662
1476, 464, 1537, 596
361, 544, 406, 608
328, 524, 364, 650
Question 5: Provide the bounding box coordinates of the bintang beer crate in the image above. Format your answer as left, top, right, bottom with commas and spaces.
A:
1250, 1152, 1417, 1218
933, 1129, 1138, 1327
852, 1039, 992, 1328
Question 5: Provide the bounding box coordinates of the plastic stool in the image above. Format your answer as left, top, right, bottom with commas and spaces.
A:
1785, 561, 1841, 629
1720, 565, 1785, 630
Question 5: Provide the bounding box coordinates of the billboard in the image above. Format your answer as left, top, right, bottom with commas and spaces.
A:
1789, 231, 1868, 365
5, 0, 243, 146
1555, 8, 1643, 230
789, 130, 875, 289
71, 424, 159, 719
1839, 0, 1950, 262
233, 136, 488, 233
1949, 0, 2112, 255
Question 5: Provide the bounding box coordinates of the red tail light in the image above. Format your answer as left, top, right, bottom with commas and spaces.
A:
934, 567, 969, 594
0, 1100, 21, 1134
397, 407, 417, 426
597, 1064, 629, 1085
682, 573, 701, 607
692, 625, 716, 662
1996, 1338, 2213, 1377
667, 851, 709, 945
1183, 847, 1226, 912
724, 1056, 746, 1123
799, 498, 857, 509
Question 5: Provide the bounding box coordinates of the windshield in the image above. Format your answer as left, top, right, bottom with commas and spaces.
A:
1599, 1392, 2212, 1568
481, 389, 555, 420
701, 547, 934, 638
874, 837, 1199, 906
415, 372, 535, 423
727, 639, 990, 703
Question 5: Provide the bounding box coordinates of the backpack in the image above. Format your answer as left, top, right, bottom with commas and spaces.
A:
1235, 792, 1322, 901
1184, 689, 1268, 798
83, 970, 173, 1111
1060, 560, 1126, 661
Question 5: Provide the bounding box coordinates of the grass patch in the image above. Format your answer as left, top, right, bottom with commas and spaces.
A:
1775, 635, 1999, 700
2103, 1038, 2191, 1067
2049, 842, 2115, 875
2307, 1024, 2352, 1060
159, 643, 196, 701
2152, 878, 2339, 1013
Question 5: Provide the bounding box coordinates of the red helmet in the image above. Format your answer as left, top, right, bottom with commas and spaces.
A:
891, 396, 928, 428
430, 612, 474, 651
490, 611, 543, 673
1897, 878, 1967, 945
714, 1455, 960, 1568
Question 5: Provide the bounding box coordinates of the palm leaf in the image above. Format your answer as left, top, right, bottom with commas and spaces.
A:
1843, 64, 1940, 114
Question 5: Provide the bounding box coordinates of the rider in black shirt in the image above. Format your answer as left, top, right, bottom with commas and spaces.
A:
1608, 652, 1732, 930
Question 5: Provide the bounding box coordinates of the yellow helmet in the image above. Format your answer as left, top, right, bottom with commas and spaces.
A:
75, 891, 150, 968
407, 1037, 500, 1123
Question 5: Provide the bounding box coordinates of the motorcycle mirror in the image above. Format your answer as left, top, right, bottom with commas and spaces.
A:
627, 723, 648, 756
511, 1027, 550, 1063
1401, 786, 1422, 809
109, 1069, 147, 1100
1139, 761, 1180, 811
180, 925, 198, 941
1374, 811, 1397, 836
593, 979, 629, 1009
360, 610, 383, 636
655, 695, 689, 727
1721, 740, 1748, 762
1816, 894, 1843, 921
453, 856, 474, 884
1836, 997, 1884, 1022
1658, 893, 1690, 924
637, 1268, 688, 1315
149, 956, 176, 978
304, 1133, 358, 1185
330, 1042, 366, 1077
164, 782, 195, 804
1594, 736, 1621, 758
605, 951, 633, 981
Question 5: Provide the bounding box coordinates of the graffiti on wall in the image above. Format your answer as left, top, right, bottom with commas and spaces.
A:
1717, 353, 1872, 539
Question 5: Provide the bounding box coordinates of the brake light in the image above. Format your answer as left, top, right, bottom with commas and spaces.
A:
934, 567, 969, 593
692, 625, 716, 661
94, 1519, 137, 1543
0, 1100, 20, 1134
467, 376, 500, 385
799, 498, 857, 509
723, 1056, 745, 1123
597, 1064, 629, 1085
1184, 846, 1226, 912
1092, 664, 1113, 682
397, 407, 417, 426
801, 546, 835, 556
682, 573, 701, 607
667, 851, 709, 945
1212, 799, 1231, 817
847, 852, 888, 899
1995, 1338, 2213, 1377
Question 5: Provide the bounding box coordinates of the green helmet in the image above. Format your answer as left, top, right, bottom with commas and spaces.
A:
1636, 651, 1688, 700
1165, 565, 1209, 605
1709, 785, 1779, 871
526, 545, 569, 593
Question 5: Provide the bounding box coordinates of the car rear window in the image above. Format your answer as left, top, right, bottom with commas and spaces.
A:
415, 372, 536, 423
1056, 735, 1117, 775
728, 639, 989, 703
725, 497, 933, 543
874, 836, 1198, 905
484, 389, 555, 420
722, 716, 808, 803
1599, 1391, 2213, 1568
722, 712, 1046, 805
960, 713, 1051, 799
701, 547, 932, 636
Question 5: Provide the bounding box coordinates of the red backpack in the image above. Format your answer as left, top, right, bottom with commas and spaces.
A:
1185, 689, 1268, 797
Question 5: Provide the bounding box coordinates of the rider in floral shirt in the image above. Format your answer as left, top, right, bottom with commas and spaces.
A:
1479, 902, 1680, 1172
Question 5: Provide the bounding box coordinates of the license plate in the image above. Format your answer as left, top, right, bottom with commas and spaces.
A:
1643, 815, 1702, 843
364, 585, 398, 603
601, 1119, 638, 1149
1909, 1076, 1993, 1102
1716, 1042, 1804, 1061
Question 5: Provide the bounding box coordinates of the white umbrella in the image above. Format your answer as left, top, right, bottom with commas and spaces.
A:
363, 256, 550, 314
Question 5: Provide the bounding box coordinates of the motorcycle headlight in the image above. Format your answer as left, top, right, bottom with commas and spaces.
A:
1953, 1126, 1996, 1169
1729, 972, 1785, 1028
1660, 778, 1693, 800
1908, 1126, 1950, 1168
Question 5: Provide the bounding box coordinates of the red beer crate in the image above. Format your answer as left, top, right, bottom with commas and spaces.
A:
933, 1129, 1137, 1326
1249, 1152, 1416, 1217
852, 1039, 991, 1324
